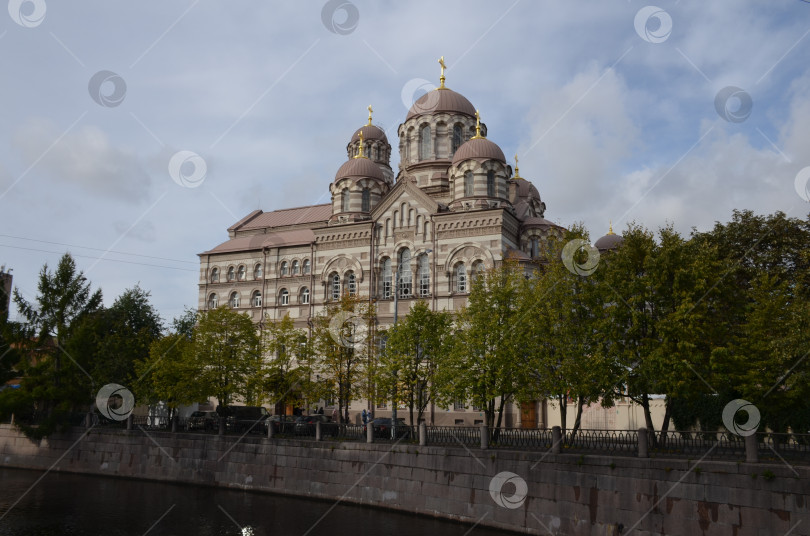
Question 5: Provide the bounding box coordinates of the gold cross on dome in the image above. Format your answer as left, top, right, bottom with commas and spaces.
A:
367, 105, 373, 126
438, 56, 447, 89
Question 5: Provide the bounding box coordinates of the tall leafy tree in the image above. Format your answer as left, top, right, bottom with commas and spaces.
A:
262, 313, 311, 414
188, 306, 260, 410
311, 294, 374, 423
378, 300, 453, 425
1, 254, 102, 438
450, 261, 527, 430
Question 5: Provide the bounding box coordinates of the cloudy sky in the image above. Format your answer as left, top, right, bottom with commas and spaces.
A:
1, 1, 808, 323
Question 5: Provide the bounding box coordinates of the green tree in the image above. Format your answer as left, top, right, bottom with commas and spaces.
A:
378, 300, 453, 425
0, 254, 102, 438
311, 294, 374, 423
189, 306, 261, 410
450, 261, 526, 430
262, 314, 311, 413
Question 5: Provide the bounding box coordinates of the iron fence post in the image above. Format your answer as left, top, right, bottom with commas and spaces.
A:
419, 423, 426, 446
267, 421, 274, 439
218, 417, 225, 436
745, 433, 758, 463
480, 425, 489, 450
638, 427, 648, 458
367, 422, 374, 443
552, 426, 561, 454
316, 421, 322, 441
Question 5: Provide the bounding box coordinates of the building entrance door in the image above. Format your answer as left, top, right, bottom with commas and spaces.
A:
520, 401, 537, 428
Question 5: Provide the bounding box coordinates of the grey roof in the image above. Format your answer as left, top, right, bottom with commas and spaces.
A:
201, 229, 316, 255
406, 88, 476, 120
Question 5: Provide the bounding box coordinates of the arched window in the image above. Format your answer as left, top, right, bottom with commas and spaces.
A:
208, 293, 218, 308
346, 271, 357, 296
417, 254, 430, 297
381, 257, 392, 299
452, 124, 463, 153
230, 291, 240, 308
471, 260, 485, 284
341, 188, 350, 212
456, 263, 467, 293
331, 273, 340, 300
227, 266, 235, 281
210, 268, 219, 283
419, 125, 431, 160
292, 260, 300, 275
300, 287, 310, 305
254, 263, 262, 279
280, 261, 289, 276
280, 289, 289, 306
398, 249, 412, 298
361, 188, 370, 212
487, 170, 495, 197
302, 259, 311, 275
531, 237, 540, 258
252, 290, 262, 307
464, 171, 474, 197
237, 265, 246, 281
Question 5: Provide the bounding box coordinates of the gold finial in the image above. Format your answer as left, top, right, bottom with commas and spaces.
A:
354, 130, 367, 159
438, 56, 447, 90
471, 109, 484, 139
607, 220, 615, 235
367, 105, 373, 126
514, 154, 523, 179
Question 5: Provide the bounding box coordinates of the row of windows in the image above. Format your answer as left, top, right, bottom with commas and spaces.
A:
210, 260, 311, 283
462, 170, 497, 198
340, 187, 371, 213
208, 287, 311, 309
412, 124, 468, 161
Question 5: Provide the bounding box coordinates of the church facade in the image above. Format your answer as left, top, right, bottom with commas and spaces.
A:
197, 61, 567, 426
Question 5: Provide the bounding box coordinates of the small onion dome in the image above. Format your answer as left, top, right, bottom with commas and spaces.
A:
406, 88, 476, 120
514, 178, 541, 200
594, 223, 624, 251
451, 137, 506, 166
334, 157, 385, 181
350, 124, 387, 143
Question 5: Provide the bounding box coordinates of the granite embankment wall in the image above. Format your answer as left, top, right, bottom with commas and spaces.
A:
0, 424, 807, 535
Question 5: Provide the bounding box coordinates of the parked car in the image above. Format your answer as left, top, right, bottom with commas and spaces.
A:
186, 410, 219, 431
363, 418, 411, 439
293, 414, 336, 436
217, 406, 270, 434
268, 414, 297, 434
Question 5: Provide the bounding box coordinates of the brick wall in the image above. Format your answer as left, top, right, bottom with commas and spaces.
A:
1, 424, 807, 535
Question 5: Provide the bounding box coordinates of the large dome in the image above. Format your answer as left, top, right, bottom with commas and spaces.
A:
406, 88, 476, 120
451, 137, 506, 166
334, 157, 385, 181
351, 125, 387, 143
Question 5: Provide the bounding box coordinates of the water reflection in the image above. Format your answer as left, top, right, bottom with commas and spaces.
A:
0, 468, 515, 536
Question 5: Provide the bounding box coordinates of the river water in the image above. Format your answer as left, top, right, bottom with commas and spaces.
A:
0, 467, 516, 536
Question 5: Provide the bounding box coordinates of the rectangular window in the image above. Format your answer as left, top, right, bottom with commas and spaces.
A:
453, 401, 465, 411
382, 278, 392, 300
377, 401, 387, 409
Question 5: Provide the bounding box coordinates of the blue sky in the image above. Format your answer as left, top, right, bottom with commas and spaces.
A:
1, 1, 808, 323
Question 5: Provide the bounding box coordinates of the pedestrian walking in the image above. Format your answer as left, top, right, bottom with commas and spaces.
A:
332, 407, 338, 422
361, 409, 368, 425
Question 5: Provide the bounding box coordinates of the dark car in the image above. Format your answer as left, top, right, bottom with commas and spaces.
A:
268, 414, 297, 435
186, 410, 219, 431
217, 406, 270, 434
293, 414, 336, 436
363, 418, 411, 439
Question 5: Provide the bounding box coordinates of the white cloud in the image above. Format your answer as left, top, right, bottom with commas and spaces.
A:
12, 119, 153, 201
